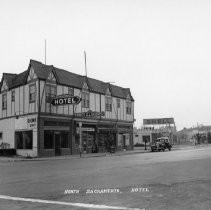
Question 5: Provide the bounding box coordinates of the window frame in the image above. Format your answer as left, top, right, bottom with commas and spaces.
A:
29, 84, 36, 103
117, 98, 120, 108
105, 97, 112, 112
68, 87, 74, 96
46, 84, 57, 103
81, 91, 90, 108
11, 90, 15, 102
126, 101, 132, 114
2, 93, 7, 110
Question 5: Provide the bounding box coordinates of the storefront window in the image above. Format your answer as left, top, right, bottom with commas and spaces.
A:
61, 132, 69, 148
15, 131, 33, 149
16, 132, 23, 149
118, 134, 124, 146
44, 130, 54, 149
24, 131, 33, 149
98, 134, 106, 147
125, 134, 130, 146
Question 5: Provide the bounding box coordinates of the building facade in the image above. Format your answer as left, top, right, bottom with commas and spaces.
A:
0, 60, 135, 157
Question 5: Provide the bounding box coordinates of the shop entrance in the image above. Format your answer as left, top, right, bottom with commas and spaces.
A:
82, 131, 96, 153
55, 132, 61, 156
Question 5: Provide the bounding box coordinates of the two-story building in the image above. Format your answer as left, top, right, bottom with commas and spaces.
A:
0, 59, 135, 157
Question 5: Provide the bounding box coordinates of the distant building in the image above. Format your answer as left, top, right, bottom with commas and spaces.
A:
177, 126, 211, 144
0, 59, 135, 157
134, 118, 177, 145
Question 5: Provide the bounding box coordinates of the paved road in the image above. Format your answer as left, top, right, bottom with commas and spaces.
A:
0, 146, 211, 210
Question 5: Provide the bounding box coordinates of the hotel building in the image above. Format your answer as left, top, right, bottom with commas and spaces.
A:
0, 60, 135, 157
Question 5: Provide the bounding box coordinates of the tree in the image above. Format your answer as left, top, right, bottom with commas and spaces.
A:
194, 133, 203, 144
207, 132, 211, 143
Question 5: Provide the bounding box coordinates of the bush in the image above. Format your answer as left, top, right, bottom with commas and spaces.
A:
0, 149, 16, 156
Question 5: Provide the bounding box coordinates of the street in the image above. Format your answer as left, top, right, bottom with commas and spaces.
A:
0, 146, 211, 210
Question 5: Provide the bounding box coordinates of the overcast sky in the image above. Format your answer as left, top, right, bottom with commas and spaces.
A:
0, 0, 211, 130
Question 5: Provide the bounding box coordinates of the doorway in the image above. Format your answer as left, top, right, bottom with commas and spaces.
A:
123, 135, 126, 150
55, 132, 61, 156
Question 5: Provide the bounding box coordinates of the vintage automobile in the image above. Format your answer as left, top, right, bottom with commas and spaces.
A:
150, 137, 172, 152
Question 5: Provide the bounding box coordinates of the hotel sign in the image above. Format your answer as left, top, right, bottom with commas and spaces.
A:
143, 118, 174, 125
51, 95, 81, 106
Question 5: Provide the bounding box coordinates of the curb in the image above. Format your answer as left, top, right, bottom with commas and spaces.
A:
0, 150, 149, 162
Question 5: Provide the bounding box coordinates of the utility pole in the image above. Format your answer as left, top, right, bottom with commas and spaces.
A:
84, 51, 87, 77
79, 122, 82, 158
44, 39, 47, 64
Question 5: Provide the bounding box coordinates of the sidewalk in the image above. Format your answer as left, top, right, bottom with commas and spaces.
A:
0, 148, 149, 162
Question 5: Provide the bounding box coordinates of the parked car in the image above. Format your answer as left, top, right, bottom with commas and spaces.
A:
151, 137, 172, 152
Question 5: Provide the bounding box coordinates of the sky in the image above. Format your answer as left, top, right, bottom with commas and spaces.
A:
0, 0, 211, 130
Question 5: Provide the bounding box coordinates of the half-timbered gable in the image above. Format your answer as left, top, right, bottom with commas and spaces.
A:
27, 66, 37, 82
1, 79, 8, 92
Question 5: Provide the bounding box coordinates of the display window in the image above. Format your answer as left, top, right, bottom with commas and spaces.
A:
44, 130, 54, 149
61, 132, 69, 148
15, 130, 33, 149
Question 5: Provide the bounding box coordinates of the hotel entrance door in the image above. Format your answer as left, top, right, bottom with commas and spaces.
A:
55, 132, 61, 156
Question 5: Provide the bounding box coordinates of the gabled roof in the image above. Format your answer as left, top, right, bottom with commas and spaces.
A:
29, 59, 53, 80
1, 73, 17, 89
54, 67, 82, 89
11, 70, 28, 88
87, 77, 107, 94
0, 59, 134, 100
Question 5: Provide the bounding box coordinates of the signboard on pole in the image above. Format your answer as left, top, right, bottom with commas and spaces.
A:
51, 95, 81, 106
143, 118, 174, 125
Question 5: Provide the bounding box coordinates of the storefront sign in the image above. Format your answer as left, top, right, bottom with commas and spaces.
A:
27, 117, 37, 128
81, 128, 95, 132
51, 95, 81, 106
15, 116, 37, 130
75, 110, 105, 118
143, 118, 174, 125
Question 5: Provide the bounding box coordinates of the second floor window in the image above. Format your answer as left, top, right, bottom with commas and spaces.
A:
2, 94, 7, 110
81, 92, 89, 108
29, 84, 36, 103
126, 102, 132, 114
105, 97, 112, 112
11, 90, 15, 102
46, 85, 57, 103
117, 98, 120, 108
68, 87, 74, 96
